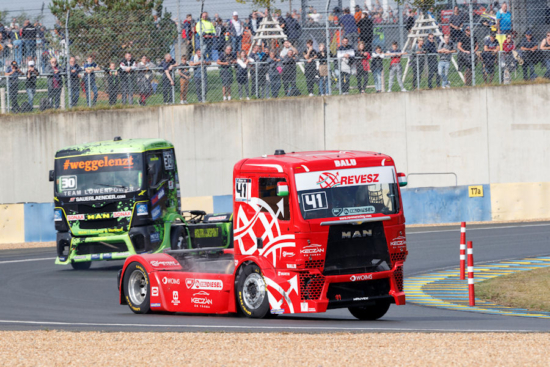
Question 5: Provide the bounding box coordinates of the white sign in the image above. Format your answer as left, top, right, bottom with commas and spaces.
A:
295, 166, 396, 191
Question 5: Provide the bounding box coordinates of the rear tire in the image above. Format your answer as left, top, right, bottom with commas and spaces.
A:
71, 261, 91, 270
123, 262, 151, 314
235, 263, 270, 318
348, 301, 391, 320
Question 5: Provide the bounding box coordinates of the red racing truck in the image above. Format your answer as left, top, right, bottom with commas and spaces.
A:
118, 150, 408, 319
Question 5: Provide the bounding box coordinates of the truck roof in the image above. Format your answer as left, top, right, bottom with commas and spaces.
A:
237, 150, 395, 174
55, 138, 174, 158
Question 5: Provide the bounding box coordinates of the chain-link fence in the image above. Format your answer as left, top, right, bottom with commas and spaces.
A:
2, 2, 550, 114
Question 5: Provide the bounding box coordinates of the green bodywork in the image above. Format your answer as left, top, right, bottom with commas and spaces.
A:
53, 138, 189, 265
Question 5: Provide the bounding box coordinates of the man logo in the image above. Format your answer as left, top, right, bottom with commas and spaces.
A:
186, 279, 194, 289
342, 230, 373, 239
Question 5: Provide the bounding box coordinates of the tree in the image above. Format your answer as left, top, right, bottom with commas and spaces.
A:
49, 0, 177, 66
235, 0, 286, 15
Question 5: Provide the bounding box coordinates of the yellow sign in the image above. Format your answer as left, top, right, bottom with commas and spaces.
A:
469, 186, 484, 197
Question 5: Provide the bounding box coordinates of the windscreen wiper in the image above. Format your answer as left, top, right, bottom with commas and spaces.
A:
95, 183, 128, 189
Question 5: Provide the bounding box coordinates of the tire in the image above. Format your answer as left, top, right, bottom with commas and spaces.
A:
348, 300, 391, 320
235, 263, 270, 318
170, 225, 186, 250
122, 262, 151, 314
71, 261, 91, 270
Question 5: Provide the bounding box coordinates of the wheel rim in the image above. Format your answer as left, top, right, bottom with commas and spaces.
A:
128, 269, 148, 306
242, 273, 266, 310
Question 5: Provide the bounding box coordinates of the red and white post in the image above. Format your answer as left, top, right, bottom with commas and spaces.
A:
460, 222, 466, 280
467, 240, 475, 306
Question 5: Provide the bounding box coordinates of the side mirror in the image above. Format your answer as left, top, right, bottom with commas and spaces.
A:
276, 181, 289, 197
49, 170, 55, 182
397, 173, 407, 187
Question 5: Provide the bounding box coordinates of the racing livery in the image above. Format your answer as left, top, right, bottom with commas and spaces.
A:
119, 150, 408, 320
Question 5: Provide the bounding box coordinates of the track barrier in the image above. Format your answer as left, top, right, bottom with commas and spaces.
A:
460, 222, 466, 280
467, 240, 475, 306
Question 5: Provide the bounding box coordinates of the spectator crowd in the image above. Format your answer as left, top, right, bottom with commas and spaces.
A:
2, 2, 550, 113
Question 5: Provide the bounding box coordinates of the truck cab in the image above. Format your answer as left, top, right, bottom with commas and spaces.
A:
119, 150, 408, 320
51, 137, 186, 269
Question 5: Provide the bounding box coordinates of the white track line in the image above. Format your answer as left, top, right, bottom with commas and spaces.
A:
0, 319, 540, 333
0, 257, 56, 265
409, 223, 550, 235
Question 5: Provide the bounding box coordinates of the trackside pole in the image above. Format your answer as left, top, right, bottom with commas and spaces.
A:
467, 240, 475, 306
460, 222, 466, 280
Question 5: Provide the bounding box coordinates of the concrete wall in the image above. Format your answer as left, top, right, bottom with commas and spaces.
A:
1, 83, 550, 204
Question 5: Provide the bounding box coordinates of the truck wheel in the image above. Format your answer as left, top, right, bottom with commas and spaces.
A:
170, 226, 186, 250
123, 262, 151, 314
348, 301, 391, 320
236, 263, 270, 318
71, 261, 91, 270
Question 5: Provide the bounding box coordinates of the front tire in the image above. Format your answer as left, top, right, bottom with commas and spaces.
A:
71, 261, 91, 270
235, 263, 270, 318
348, 300, 391, 320
123, 262, 151, 314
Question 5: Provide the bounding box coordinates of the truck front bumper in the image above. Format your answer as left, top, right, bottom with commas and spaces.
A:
55, 233, 136, 265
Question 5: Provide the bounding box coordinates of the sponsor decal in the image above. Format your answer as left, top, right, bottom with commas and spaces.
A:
300, 244, 325, 256
353, 297, 370, 301
283, 251, 295, 258
235, 178, 251, 202
58, 256, 67, 262
333, 206, 375, 217
277, 271, 291, 276
171, 291, 180, 305
390, 236, 407, 248
295, 166, 396, 191
208, 215, 228, 222
67, 214, 85, 221
151, 188, 165, 205
168, 180, 174, 190
191, 291, 213, 307
151, 206, 161, 220
103, 253, 112, 260
270, 308, 285, 315
136, 203, 148, 216
59, 175, 78, 190
350, 274, 373, 282
62, 156, 134, 172
54, 210, 62, 222
150, 303, 161, 307
113, 211, 132, 218
91, 254, 100, 260
150, 260, 179, 267
342, 230, 373, 239
300, 302, 315, 312
185, 278, 223, 290
150, 232, 161, 243
85, 213, 113, 220
335, 159, 356, 167
70, 194, 126, 202
194, 228, 219, 238
152, 287, 159, 297
287, 264, 297, 269
117, 252, 130, 257
162, 277, 180, 285
73, 255, 88, 260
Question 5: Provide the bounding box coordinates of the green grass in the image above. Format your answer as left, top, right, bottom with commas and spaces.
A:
476, 267, 550, 313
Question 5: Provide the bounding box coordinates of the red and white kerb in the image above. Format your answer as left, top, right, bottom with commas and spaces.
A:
467, 240, 475, 306
460, 222, 466, 280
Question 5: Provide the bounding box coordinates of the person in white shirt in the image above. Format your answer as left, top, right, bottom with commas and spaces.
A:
308, 9, 322, 23
229, 11, 245, 52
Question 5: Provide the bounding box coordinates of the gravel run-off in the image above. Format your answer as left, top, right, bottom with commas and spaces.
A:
1, 331, 549, 366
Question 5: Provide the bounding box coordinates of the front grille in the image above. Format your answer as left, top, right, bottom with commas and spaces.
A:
394, 266, 404, 291
299, 274, 325, 300
76, 241, 128, 255
324, 221, 391, 275
390, 251, 408, 265
305, 260, 324, 269
326, 278, 390, 301
78, 218, 121, 230
77, 202, 121, 214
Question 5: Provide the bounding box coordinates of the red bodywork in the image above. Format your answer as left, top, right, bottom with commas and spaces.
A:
119, 151, 408, 315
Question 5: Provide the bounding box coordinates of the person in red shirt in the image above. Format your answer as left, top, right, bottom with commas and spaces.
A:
501, 33, 516, 84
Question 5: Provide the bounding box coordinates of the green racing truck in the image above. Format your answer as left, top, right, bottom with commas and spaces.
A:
50, 137, 232, 269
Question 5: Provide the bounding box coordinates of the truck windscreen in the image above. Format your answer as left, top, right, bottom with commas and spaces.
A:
54, 153, 143, 197
295, 166, 400, 220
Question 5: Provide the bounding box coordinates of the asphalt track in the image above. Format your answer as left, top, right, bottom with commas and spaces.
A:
1, 222, 549, 332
